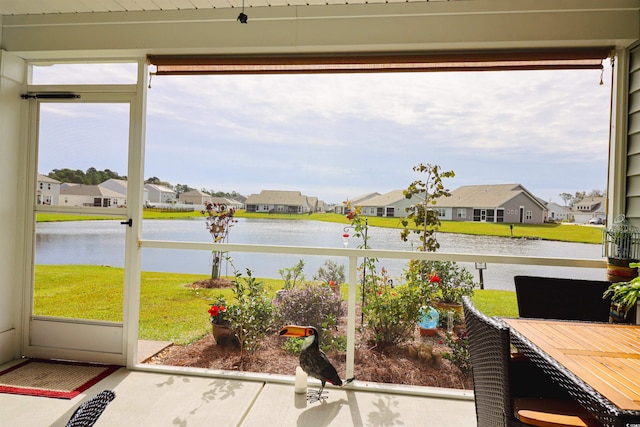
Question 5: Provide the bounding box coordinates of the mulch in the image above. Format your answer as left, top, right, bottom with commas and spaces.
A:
147, 321, 473, 390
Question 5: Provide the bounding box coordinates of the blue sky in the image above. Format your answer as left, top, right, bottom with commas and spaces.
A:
36, 62, 612, 205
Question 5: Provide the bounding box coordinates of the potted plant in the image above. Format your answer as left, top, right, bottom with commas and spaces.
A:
602, 215, 640, 282
208, 296, 237, 345
418, 260, 477, 311
603, 266, 640, 322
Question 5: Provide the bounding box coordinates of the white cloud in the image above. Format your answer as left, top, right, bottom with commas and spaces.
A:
35, 62, 612, 204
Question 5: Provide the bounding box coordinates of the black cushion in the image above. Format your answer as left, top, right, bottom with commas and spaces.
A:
514, 275, 636, 323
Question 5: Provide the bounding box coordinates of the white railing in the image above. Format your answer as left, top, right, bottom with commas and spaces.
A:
139, 239, 606, 384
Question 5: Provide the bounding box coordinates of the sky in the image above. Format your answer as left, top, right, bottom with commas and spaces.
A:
34, 61, 612, 205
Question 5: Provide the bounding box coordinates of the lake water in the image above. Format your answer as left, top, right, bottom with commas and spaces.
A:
35, 218, 604, 291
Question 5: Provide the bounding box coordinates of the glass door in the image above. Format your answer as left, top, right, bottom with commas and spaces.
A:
26, 93, 137, 365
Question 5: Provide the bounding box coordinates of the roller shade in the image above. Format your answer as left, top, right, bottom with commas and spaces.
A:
148, 48, 611, 75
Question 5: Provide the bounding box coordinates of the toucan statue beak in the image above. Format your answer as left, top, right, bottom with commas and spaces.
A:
279, 325, 311, 337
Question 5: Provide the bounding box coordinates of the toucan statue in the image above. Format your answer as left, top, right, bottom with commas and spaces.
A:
279, 325, 354, 402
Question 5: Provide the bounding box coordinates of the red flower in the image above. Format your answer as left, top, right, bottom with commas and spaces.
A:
208, 305, 220, 317
346, 212, 354, 220
429, 274, 441, 284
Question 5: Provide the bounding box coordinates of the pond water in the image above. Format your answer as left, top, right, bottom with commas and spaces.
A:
35, 218, 604, 291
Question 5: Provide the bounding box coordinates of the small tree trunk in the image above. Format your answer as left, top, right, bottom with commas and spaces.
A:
211, 252, 220, 280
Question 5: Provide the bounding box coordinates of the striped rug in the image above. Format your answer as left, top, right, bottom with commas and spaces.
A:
0, 359, 119, 399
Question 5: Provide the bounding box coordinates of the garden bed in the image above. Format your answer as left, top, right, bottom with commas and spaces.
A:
146, 318, 473, 390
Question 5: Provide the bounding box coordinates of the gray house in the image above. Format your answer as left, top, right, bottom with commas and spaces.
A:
434, 183, 546, 224
245, 190, 314, 214
357, 189, 418, 218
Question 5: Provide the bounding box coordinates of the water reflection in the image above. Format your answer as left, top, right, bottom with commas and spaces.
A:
35, 218, 603, 291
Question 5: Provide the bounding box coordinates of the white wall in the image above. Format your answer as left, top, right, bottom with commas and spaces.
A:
0, 50, 25, 363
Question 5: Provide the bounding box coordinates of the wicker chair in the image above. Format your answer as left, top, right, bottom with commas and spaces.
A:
66, 390, 115, 427
462, 297, 601, 427
514, 276, 636, 323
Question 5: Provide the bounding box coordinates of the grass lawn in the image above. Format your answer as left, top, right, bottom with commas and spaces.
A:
36, 209, 602, 244
34, 265, 516, 345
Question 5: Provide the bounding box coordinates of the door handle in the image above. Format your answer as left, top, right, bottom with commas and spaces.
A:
120, 219, 132, 227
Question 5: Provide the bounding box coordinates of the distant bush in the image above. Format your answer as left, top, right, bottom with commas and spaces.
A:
276, 284, 345, 331
313, 259, 346, 286
278, 259, 306, 290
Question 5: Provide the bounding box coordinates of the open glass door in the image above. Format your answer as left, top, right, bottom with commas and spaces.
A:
25, 92, 137, 365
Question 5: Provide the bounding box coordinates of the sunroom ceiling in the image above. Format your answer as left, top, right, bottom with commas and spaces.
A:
0, 0, 449, 15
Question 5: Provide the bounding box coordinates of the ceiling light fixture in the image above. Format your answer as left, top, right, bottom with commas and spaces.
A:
237, 0, 248, 24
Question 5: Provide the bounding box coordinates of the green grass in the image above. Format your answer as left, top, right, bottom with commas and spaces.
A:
34, 265, 518, 345
471, 289, 519, 318
34, 265, 285, 345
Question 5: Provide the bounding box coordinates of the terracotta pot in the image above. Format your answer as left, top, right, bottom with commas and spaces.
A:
419, 327, 438, 337
212, 324, 239, 346
606, 258, 638, 283
433, 301, 464, 316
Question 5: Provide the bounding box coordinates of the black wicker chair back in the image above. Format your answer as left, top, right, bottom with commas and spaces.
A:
463, 296, 516, 427
514, 275, 636, 323
66, 390, 116, 427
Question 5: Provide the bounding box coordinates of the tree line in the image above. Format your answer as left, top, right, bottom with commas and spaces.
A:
47, 168, 241, 198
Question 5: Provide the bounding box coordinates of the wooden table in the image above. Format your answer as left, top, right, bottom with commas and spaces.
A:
502, 318, 640, 427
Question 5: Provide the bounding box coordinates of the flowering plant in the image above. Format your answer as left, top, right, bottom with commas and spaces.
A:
362, 268, 423, 345
208, 297, 229, 325
405, 260, 476, 304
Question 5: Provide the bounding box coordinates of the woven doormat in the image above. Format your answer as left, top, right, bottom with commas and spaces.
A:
0, 359, 120, 399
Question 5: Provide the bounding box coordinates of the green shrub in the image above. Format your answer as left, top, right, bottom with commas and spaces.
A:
226, 268, 275, 361
441, 329, 470, 376
278, 259, 306, 290
363, 268, 423, 346
313, 259, 346, 286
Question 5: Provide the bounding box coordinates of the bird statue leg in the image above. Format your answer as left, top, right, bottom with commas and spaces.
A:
307, 381, 329, 403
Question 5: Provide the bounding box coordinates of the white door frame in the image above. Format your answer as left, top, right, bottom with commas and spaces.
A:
21, 77, 146, 366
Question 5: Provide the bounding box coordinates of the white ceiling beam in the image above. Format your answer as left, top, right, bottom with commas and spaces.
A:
1, 0, 638, 59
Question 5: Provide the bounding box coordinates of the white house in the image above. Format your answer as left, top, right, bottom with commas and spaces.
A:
60, 184, 127, 208
144, 184, 176, 204
546, 202, 573, 222
572, 196, 606, 224
36, 174, 61, 206
101, 178, 149, 205
335, 192, 381, 214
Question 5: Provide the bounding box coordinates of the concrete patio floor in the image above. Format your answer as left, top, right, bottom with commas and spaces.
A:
0, 359, 477, 426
